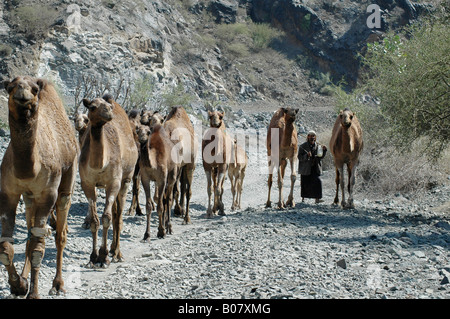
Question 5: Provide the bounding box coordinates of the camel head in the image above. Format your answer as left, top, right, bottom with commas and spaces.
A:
281, 107, 299, 123
4, 76, 43, 119
339, 108, 356, 129
141, 110, 165, 128
74, 113, 89, 132
136, 124, 151, 145
83, 97, 114, 126
208, 110, 225, 128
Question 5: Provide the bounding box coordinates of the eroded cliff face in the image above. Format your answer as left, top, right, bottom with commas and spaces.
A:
0, 0, 436, 113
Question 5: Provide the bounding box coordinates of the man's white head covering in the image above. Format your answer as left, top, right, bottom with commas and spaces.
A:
307, 130, 316, 136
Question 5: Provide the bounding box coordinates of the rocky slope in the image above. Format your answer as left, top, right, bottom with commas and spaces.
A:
0, 0, 440, 121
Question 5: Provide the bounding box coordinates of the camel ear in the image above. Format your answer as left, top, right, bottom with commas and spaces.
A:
208, 111, 213, 118
36, 79, 46, 91
220, 111, 225, 119
83, 99, 92, 108
281, 107, 287, 114
294, 108, 299, 114
3, 80, 12, 93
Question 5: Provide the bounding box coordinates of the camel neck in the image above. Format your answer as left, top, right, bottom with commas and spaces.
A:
282, 120, 296, 144
88, 125, 108, 169
9, 113, 39, 179
340, 126, 354, 153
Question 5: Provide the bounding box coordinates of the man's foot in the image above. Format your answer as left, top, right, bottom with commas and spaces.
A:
315, 198, 324, 204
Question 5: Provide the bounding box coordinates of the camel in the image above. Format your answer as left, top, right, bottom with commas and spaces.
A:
0, 76, 79, 298
202, 110, 233, 217
137, 124, 179, 241
266, 107, 299, 209
74, 113, 89, 144
125, 109, 144, 217
163, 107, 197, 225
329, 108, 363, 209
125, 109, 165, 217
228, 138, 248, 210
79, 94, 138, 267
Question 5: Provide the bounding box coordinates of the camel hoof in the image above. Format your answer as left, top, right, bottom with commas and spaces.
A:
10, 276, 28, 297
111, 254, 124, 263
285, 199, 295, 207
157, 229, 166, 239
277, 202, 285, 209
265, 201, 272, 208
182, 216, 191, 225
49, 286, 66, 296
26, 291, 40, 299
81, 220, 90, 229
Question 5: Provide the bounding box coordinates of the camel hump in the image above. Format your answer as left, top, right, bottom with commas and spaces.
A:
102, 93, 114, 103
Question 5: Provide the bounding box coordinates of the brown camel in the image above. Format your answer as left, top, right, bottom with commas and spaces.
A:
125, 109, 144, 217
125, 109, 165, 217
0, 76, 79, 299
266, 107, 299, 209
74, 112, 89, 145
79, 94, 138, 267
137, 124, 179, 241
228, 138, 248, 210
163, 106, 197, 225
329, 108, 363, 209
202, 110, 233, 217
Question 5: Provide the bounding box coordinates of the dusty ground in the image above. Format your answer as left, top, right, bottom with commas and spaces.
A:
0, 124, 448, 301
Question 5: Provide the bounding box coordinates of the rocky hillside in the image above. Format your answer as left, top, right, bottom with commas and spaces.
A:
0, 0, 439, 123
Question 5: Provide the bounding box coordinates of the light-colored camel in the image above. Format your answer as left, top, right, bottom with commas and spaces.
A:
228, 138, 248, 210
202, 110, 233, 217
137, 124, 179, 241
0, 76, 79, 298
79, 94, 138, 267
266, 107, 299, 209
329, 108, 363, 209
163, 107, 197, 225
74, 113, 89, 144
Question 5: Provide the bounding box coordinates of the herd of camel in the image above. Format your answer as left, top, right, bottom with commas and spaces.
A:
0, 76, 363, 298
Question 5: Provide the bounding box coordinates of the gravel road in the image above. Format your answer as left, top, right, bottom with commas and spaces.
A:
0, 122, 449, 301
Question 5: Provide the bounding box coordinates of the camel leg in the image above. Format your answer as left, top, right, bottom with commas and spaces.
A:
237, 169, 245, 209
26, 190, 58, 299
338, 167, 346, 208
142, 175, 153, 242
229, 171, 236, 211
50, 163, 76, 295
98, 182, 120, 267
205, 170, 213, 218
285, 158, 296, 207
346, 163, 357, 209
156, 179, 167, 239
333, 167, 340, 205
178, 167, 187, 218
126, 163, 139, 216
173, 170, 182, 217
182, 167, 194, 225
0, 192, 28, 297
50, 191, 71, 295
216, 166, 226, 216
81, 182, 99, 267
165, 169, 178, 235
110, 179, 131, 262
266, 159, 274, 208
277, 159, 287, 209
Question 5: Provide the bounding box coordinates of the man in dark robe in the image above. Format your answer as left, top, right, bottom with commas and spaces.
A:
298, 131, 327, 203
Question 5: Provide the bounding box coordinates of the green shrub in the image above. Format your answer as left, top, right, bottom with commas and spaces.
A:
10, 5, 59, 40
360, 20, 449, 159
